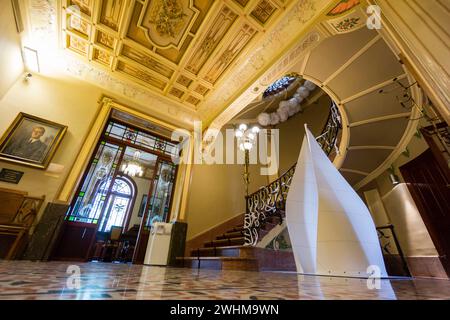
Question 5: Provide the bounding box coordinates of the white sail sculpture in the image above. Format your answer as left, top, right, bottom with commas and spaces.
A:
286, 125, 387, 277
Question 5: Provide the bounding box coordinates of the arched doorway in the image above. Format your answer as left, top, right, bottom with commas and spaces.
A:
95, 176, 135, 233
51, 118, 179, 262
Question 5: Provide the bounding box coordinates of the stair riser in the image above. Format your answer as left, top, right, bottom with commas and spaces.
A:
185, 259, 259, 271
216, 231, 244, 240
204, 239, 245, 248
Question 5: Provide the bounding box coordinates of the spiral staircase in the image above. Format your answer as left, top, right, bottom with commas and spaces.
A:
178, 27, 418, 272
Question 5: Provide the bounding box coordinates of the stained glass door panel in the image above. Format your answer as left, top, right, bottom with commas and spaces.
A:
144, 160, 176, 230
133, 160, 177, 264
67, 141, 123, 223
52, 141, 123, 261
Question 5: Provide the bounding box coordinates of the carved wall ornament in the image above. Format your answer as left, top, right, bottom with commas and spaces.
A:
327, 0, 361, 16
324, 7, 367, 34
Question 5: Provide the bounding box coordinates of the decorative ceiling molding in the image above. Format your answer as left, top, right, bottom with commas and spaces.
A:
59, 0, 304, 113
201, 0, 331, 125
65, 56, 199, 128
23, 0, 338, 132
203, 29, 325, 144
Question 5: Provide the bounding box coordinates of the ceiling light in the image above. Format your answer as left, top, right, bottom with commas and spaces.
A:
239, 124, 248, 131
243, 142, 253, 150
235, 130, 243, 138
121, 151, 143, 177
251, 126, 260, 133
389, 173, 400, 185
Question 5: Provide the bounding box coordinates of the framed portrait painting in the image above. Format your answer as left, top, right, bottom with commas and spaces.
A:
138, 194, 148, 218
0, 113, 67, 169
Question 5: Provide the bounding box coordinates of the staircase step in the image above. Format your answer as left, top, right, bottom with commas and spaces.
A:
177, 256, 259, 271
265, 215, 283, 224
258, 228, 269, 239
190, 245, 253, 258
262, 221, 278, 231
216, 230, 244, 240
204, 237, 245, 248
190, 247, 218, 257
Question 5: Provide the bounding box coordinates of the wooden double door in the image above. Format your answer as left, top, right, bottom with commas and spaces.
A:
400, 147, 450, 276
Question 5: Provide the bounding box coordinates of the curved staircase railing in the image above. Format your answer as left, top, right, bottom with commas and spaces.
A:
244, 102, 342, 246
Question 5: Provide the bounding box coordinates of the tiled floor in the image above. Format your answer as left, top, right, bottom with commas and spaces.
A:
0, 260, 449, 300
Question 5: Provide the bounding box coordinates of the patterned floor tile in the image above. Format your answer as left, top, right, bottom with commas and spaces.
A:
0, 260, 449, 300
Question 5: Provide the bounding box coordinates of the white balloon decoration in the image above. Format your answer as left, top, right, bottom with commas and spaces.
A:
257, 80, 317, 127
293, 93, 304, 104
303, 80, 317, 91
297, 86, 310, 98
288, 97, 299, 108
270, 112, 280, 125
279, 100, 289, 109
277, 106, 289, 122
257, 112, 271, 126
288, 104, 297, 116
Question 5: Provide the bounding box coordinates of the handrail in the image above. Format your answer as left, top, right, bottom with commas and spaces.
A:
244, 102, 342, 245
376, 224, 411, 277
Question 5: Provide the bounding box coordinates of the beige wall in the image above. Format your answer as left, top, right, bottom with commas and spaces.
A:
185, 136, 269, 239
381, 184, 438, 256
275, 94, 331, 174
0, 74, 107, 220
0, 0, 24, 99
375, 119, 430, 197
368, 118, 438, 257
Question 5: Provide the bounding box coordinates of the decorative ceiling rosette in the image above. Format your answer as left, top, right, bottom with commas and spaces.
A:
138, 0, 199, 49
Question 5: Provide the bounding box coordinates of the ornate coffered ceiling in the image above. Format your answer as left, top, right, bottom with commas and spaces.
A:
21, 0, 341, 129
61, 0, 300, 112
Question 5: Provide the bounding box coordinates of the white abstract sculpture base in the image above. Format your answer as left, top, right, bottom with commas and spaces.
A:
286, 126, 387, 277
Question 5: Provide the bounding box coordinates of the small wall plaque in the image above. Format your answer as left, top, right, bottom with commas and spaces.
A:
0, 168, 24, 184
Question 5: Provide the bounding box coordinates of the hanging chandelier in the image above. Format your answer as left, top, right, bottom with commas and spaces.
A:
235, 123, 260, 151
121, 151, 144, 177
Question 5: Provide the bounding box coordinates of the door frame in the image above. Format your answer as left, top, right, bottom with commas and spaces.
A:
53, 116, 180, 262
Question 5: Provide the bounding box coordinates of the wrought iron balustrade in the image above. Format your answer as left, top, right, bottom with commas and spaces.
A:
244, 102, 342, 246
315, 102, 342, 156
376, 224, 411, 277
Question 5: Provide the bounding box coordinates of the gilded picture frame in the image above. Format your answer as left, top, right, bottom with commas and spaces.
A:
0, 113, 67, 169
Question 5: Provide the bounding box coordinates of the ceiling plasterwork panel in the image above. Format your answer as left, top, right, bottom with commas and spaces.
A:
203, 0, 330, 126
25, 0, 195, 129
61, 0, 298, 111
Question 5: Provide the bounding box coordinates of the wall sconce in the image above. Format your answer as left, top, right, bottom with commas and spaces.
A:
23, 72, 32, 82
387, 166, 400, 185
22, 47, 40, 73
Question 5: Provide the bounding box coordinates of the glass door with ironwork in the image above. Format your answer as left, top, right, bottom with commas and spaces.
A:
52, 118, 180, 262
132, 159, 177, 263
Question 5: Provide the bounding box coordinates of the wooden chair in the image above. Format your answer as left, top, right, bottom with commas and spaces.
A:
0, 188, 45, 260
101, 226, 123, 262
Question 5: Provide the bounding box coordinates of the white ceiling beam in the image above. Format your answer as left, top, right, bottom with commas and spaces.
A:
340, 74, 407, 104
347, 145, 396, 150
339, 168, 369, 176
349, 112, 411, 127
322, 34, 382, 86
299, 51, 311, 75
